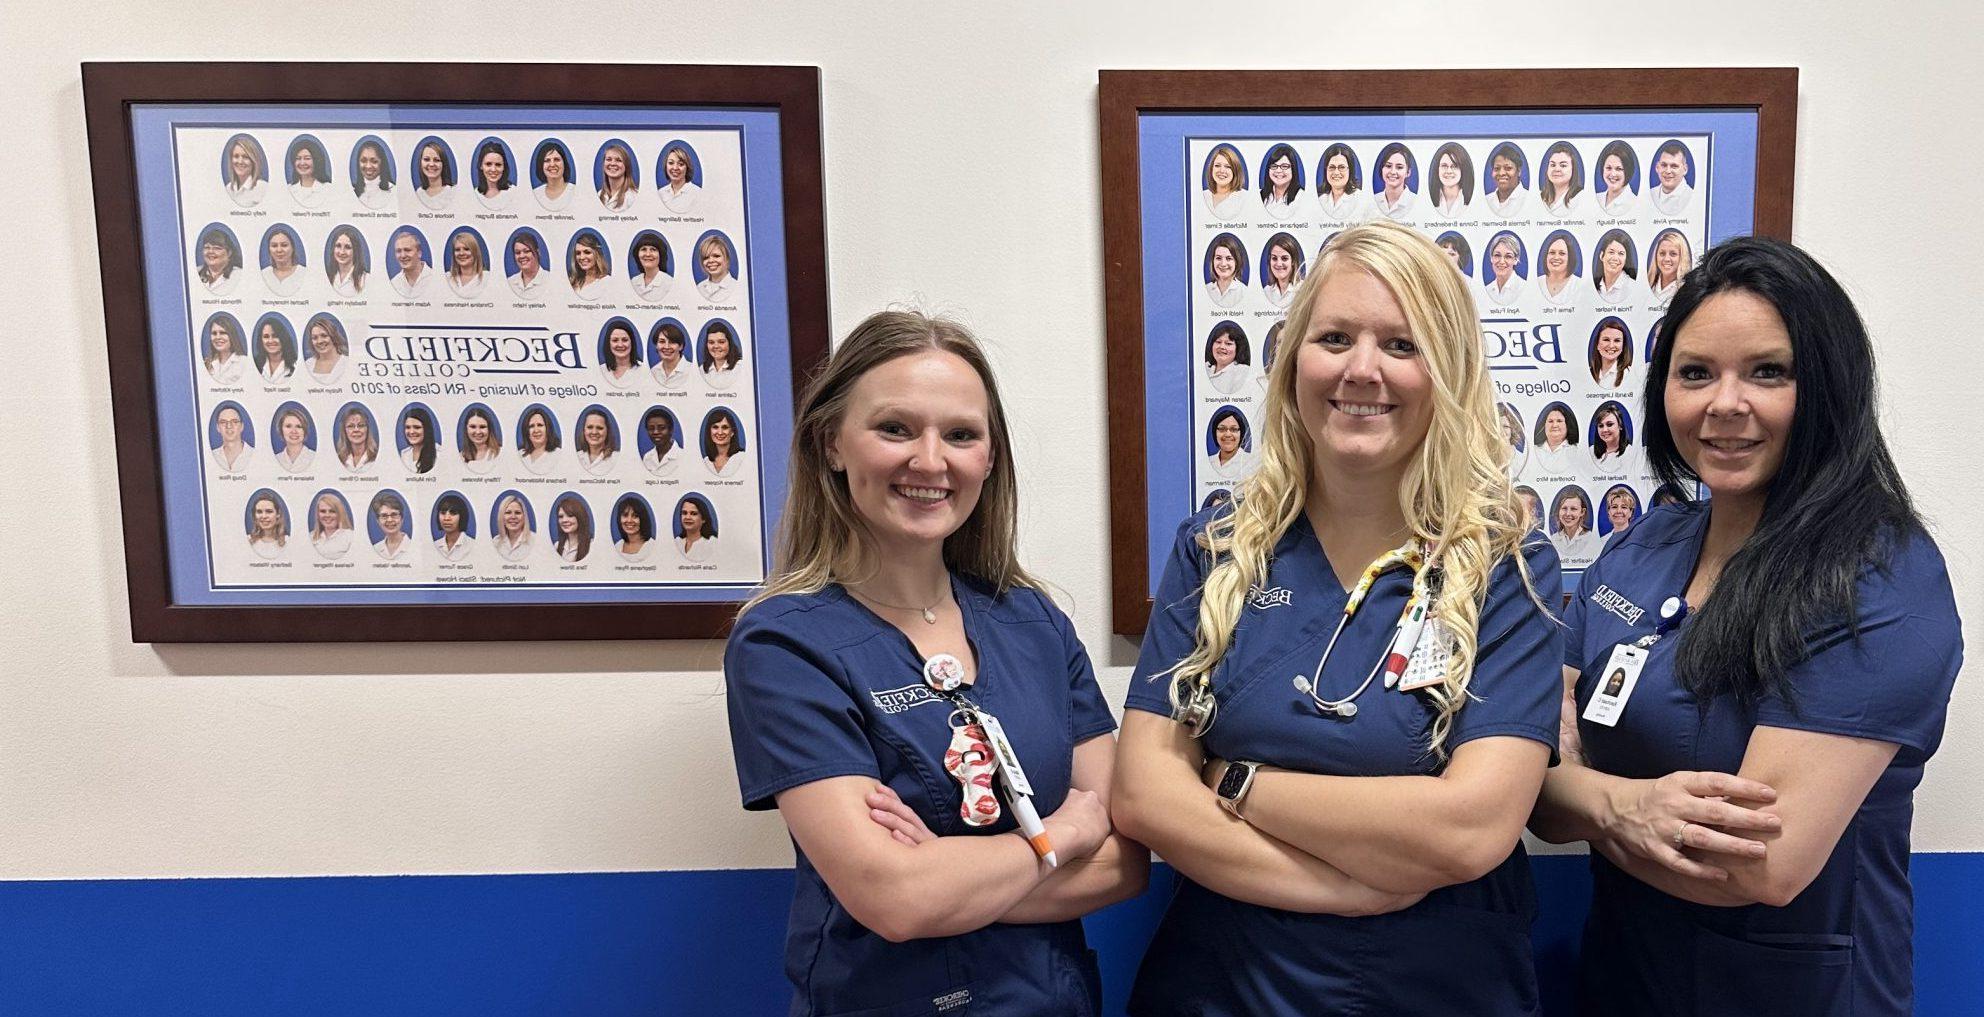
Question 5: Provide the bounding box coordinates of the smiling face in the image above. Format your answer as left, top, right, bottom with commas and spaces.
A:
357, 144, 382, 181
582, 412, 608, 453
1437, 152, 1461, 190
602, 147, 627, 182
402, 413, 426, 448
678, 500, 704, 536
266, 232, 295, 271
700, 242, 729, 281
452, 235, 476, 272
202, 239, 228, 273
1269, 244, 1295, 286
1212, 415, 1241, 454
645, 413, 672, 450
292, 146, 315, 181
1210, 331, 1236, 368
1656, 150, 1688, 190
1325, 153, 1350, 193
1665, 290, 1795, 512
394, 234, 421, 274
1210, 243, 1237, 283
574, 242, 597, 273
310, 323, 336, 359
541, 147, 566, 184
637, 242, 662, 272
281, 413, 305, 446
1544, 238, 1571, 278
512, 239, 538, 275
216, 407, 243, 442
1656, 235, 1686, 278
316, 496, 342, 534
557, 505, 578, 534
1546, 150, 1574, 188
618, 503, 641, 538
1601, 153, 1627, 193
706, 328, 732, 364
209, 321, 234, 357
419, 144, 444, 186
332, 233, 354, 269
1596, 410, 1622, 451
1381, 152, 1408, 191
502, 500, 527, 537
230, 142, 255, 183
1293, 266, 1435, 487
1600, 239, 1627, 280
1491, 154, 1519, 197
261, 324, 283, 359
1544, 408, 1569, 445
480, 149, 506, 189
655, 329, 682, 366
708, 414, 735, 452
376, 502, 404, 537
608, 327, 635, 366
1607, 493, 1634, 530
342, 411, 369, 448
527, 412, 549, 448
1267, 153, 1294, 191
1489, 239, 1517, 283
1556, 496, 1585, 533
1597, 325, 1626, 365
827, 350, 995, 559
253, 498, 280, 535
1209, 150, 1236, 192
466, 414, 490, 450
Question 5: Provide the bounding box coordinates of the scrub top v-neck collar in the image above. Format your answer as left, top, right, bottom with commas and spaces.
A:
839, 573, 993, 700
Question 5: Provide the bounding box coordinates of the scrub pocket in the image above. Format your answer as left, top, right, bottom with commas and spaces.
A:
1691, 925, 1852, 1017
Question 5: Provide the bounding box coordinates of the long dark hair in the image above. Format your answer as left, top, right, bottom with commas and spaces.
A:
1643, 236, 1920, 708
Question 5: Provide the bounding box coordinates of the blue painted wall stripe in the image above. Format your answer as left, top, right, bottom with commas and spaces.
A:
3, 855, 1978, 1015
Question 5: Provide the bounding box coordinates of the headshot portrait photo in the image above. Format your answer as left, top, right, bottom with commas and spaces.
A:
672, 492, 718, 563
594, 138, 641, 212
1428, 142, 1475, 219
1202, 321, 1252, 397
1434, 232, 1473, 279
444, 227, 491, 300
1530, 401, 1580, 477
1534, 230, 1585, 308
410, 136, 458, 211
627, 230, 674, 303
1204, 405, 1253, 480
368, 490, 415, 561
302, 312, 350, 385
397, 403, 440, 475
258, 224, 308, 298
612, 492, 659, 562
270, 403, 316, 474
220, 133, 269, 208
693, 231, 740, 305
1482, 142, 1531, 218
283, 134, 333, 208
505, 227, 551, 302
657, 140, 704, 214
193, 223, 244, 297
1599, 483, 1643, 545
458, 403, 503, 474
1480, 231, 1529, 307
207, 400, 255, 474
568, 229, 614, 302
200, 311, 248, 386
349, 135, 396, 210
488, 491, 538, 563
1259, 232, 1304, 309
551, 492, 594, 564
308, 488, 357, 561
598, 317, 645, 389
639, 405, 684, 476
1200, 143, 1249, 220
431, 491, 478, 562
1257, 143, 1306, 220
470, 136, 518, 211
574, 404, 620, 477
1370, 142, 1419, 220
1537, 140, 1588, 218
649, 318, 696, 390
244, 489, 290, 559
1589, 316, 1635, 389
700, 406, 747, 478
333, 402, 381, 473
1589, 400, 1636, 472
252, 312, 298, 386
1592, 228, 1642, 304
529, 138, 579, 212
1647, 229, 1694, 304
1202, 232, 1249, 309
700, 319, 744, 386
1593, 140, 1641, 217
1548, 484, 1601, 568
387, 225, 437, 301
1497, 401, 1528, 477
1514, 485, 1545, 534
1314, 142, 1370, 222
1647, 139, 1697, 215
323, 225, 371, 298
516, 403, 563, 475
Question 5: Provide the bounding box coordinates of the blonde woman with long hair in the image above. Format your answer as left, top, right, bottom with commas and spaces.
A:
724, 310, 1146, 1015
1113, 219, 1562, 1015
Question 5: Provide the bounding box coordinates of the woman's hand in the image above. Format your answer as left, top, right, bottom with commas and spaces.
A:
1606, 771, 1780, 880
866, 784, 936, 847
1044, 788, 1111, 862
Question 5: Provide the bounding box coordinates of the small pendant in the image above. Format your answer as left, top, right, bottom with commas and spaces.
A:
922, 608, 938, 624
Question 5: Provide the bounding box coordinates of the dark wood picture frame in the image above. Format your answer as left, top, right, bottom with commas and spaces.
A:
82, 62, 829, 643
1099, 67, 1797, 635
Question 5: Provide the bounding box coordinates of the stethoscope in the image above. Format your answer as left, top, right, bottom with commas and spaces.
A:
1292, 544, 1436, 719
1169, 541, 1438, 735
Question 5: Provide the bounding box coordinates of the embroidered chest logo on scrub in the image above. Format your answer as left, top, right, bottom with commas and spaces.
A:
869, 683, 943, 715
933, 988, 971, 1012
1589, 584, 1645, 626
1247, 585, 1293, 611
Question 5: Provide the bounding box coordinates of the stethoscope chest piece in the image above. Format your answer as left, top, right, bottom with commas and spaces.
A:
1172, 676, 1217, 737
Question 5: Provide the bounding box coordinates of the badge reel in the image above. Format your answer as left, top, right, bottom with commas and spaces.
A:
921, 653, 1001, 826
1582, 597, 1684, 728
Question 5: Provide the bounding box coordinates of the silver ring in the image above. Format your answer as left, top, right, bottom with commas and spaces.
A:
1672, 822, 1689, 847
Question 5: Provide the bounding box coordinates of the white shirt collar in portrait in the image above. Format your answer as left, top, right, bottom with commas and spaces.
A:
1204, 362, 1251, 397
464, 449, 498, 474
558, 540, 583, 563
619, 540, 654, 563
1596, 275, 1637, 305
476, 188, 513, 212
1594, 362, 1627, 390
643, 444, 680, 474
259, 360, 293, 385
706, 454, 744, 478
632, 272, 673, 303
1263, 282, 1294, 309
210, 443, 253, 473
601, 364, 640, 389
1261, 190, 1298, 220
652, 360, 691, 389
1202, 189, 1246, 219
290, 182, 326, 208
399, 445, 425, 473
262, 265, 306, 298
659, 180, 701, 214
520, 448, 555, 475
1550, 527, 1603, 569
599, 185, 636, 212
208, 355, 246, 385
228, 179, 266, 207
1484, 188, 1528, 217
1649, 180, 1694, 215
1316, 189, 1370, 221
1527, 440, 1576, 478
509, 269, 547, 301
356, 181, 392, 210
309, 356, 346, 385
277, 446, 314, 473
494, 531, 532, 562
1205, 449, 1254, 480
1203, 279, 1244, 309
1649, 279, 1681, 306
1541, 190, 1585, 217
313, 528, 354, 559
1432, 191, 1467, 218
1596, 188, 1636, 215
374, 536, 413, 561
434, 534, 474, 561
534, 184, 574, 212
1374, 188, 1416, 219
392, 267, 437, 300
340, 449, 376, 472
204, 271, 241, 297
415, 186, 453, 211
578, 448, 615, 475
697, 275, 736, 303
1483, 275, 1526, 306
574, 275, 615, 302
448, 273, 485, 299
329, 268, 361, 297
676, 535, 714, 562
1536, 275, 1579, 306
251, 535, 284, 559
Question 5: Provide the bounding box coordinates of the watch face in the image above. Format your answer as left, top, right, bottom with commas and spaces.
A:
1216, 764, 1250, 800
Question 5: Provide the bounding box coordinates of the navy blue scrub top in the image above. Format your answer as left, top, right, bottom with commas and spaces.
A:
726, 574, 1118, 1017
1565, 503, 1962, 1017
1122, 509, 1563, 1017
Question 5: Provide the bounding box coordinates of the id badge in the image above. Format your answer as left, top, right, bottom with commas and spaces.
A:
1581, 643, 1648, 727
976, 712, 1035, 797
1396, 618, 1454, 693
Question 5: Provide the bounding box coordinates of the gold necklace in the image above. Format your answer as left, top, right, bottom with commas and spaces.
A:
851, 586, 944, 625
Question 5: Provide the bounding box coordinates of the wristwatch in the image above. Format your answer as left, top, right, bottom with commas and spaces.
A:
1214, 760, 1262, 818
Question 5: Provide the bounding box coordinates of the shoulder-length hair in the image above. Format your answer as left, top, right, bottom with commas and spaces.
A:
554, 495, 593, 559
1589, 316, 1634, 381
1168, 219, 1540, 758
1257, 143, 1302, 204
1205, 144, 1244, 195
1594, 229, 1639, 287
1643, 236, 1921, 707
680, 494, 717, 539
568, 233, 609, 288
1596, 140, 1638, 193
743, 310, 1040, 613
404, 406, 438, 473
335, 406, 378, 466
1589, 401, 1633, 458
1648, 229, 1693, 292
473, 140, 512, 192
324, 226, 369, 286
1374, 142, 1417, 191
311, 493, 352, 539
225, 135, 267, 188
1538, 141, 1585, 205
305, 313, 349, 356
351, 139, 393, 195
520, 405, 561, 454
1549, 485, 1591, 535
1202, 321, 1250, 368
1432, 142, 1475, 204
1533, 401, 1579, 446
702, 322, 741, 370
287, 136, 331, 183
203, 313, 243, 369
1317, 143, 1362, 194
449, 230, 487, 282
416, 140, 455, 188
458, 406, 500, 461
614, 495, 655, 543
252, 492, 288, 546
197, 227, 242, 284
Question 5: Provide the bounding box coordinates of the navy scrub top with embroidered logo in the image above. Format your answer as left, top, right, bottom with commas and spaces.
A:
1565, 502, 1962, 1017
1122, 508, 1564, 1017
726, 575, 1118, 1017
